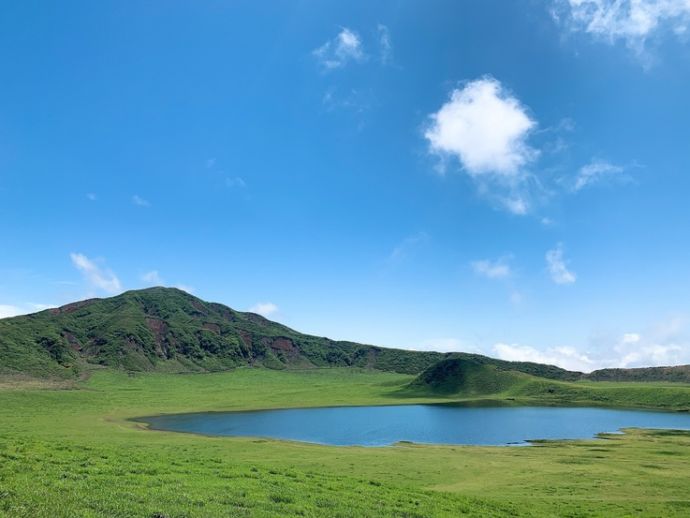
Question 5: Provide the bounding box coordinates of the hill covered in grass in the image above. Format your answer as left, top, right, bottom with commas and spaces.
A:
409, 357, 690, 410
1, 287, 689, 383
0, 287, 583, 380
409, 357, 531, 395
0, 287, 441, 377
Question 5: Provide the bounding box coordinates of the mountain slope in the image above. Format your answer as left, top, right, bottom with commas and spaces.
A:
0, 287, 446, 377
0, 287, 582, 380
2, 287, 687, 383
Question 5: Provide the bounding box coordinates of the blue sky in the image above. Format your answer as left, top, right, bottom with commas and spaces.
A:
2, 1, 690, 371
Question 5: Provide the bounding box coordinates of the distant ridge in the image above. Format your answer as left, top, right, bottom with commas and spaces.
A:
586, 365, 690, 383
0, 287, 688, 383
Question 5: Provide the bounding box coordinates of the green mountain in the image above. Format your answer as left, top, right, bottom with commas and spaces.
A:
0, 287, 437, 377
1, 287, 688, 383
0, 287, 578, 380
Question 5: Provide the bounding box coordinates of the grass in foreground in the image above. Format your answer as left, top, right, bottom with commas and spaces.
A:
1, 368, 690, 517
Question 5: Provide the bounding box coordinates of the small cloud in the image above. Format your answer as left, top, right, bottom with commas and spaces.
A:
28, 303, 57, 311
70, 252, 122, 294
622, 332, 641, 344
412, 338, 483, 353
541, 216, 556, 227
321, 87, 373, 121
546, 243, 576, 285
0, 302, 57, 319
510, 290, 524, 305
378, 24, 393, 64
206, 158, 216, 169
0, 304, 23, 319
86, 193, 97, 201
140, 271, 192, 292
225, 177, 246, 188
313, 27, 365, 69
471, 257, 512, 279
556, 117, 576, 132
540, 117, 575, 155
132, 195, 150, 207
141, 270, 163, 285
249, 302, 278, 317
501, 196, 530, 215
573, 159, 624, 191
323, 87, 368, 111
493, 342, 595, 372
389, 232, 429, 263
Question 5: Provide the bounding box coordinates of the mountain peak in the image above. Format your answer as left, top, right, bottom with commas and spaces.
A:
0, 289, 446, 378
3, 289, 685, 383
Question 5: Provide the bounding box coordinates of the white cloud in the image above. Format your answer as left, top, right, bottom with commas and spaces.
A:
622, 332, 641, 344
206, 158, 216, 169
140, 271, 193, 292
313, 28, 365, 69
70, 253, 122, 294
249, 302, 278, 317
614, 336, 683, 368
388, 232, 429, 262
510, 290, 524, 305
555, 0, 690, 55
493, 317, 690, 373
493, 342, 596, 372
425, 77, 537, 178
378, 24, 392, 64
546, 244, 577, 284
321, 87, 372, 117
501, 196, 530, 215
573, 159, 624, 191
86, 193, 97, 201
471, 258, 512, 279
0, 304, 23, 319
28, 303, 57, 311
0, 302, 61, 319
141, 270, 163, 285
612, 320, 689, 368
412, 338, 483, 353
225, 177, 246, 188
424, 77, 540, 214
132, 195, 150, 207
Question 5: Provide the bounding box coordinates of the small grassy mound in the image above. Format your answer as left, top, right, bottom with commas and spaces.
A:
409, 358, 530, 395
408, 357, 690, 411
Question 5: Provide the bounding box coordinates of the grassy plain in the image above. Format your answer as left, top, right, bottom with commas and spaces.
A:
1, 368, 690, 517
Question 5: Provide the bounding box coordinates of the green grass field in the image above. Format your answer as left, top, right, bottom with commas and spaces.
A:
1, 368, 690, 517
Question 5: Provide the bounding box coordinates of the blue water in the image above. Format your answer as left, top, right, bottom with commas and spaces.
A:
142, 404, 690, 446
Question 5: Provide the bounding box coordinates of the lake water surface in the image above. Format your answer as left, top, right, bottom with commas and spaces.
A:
142, 404, 690, 446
